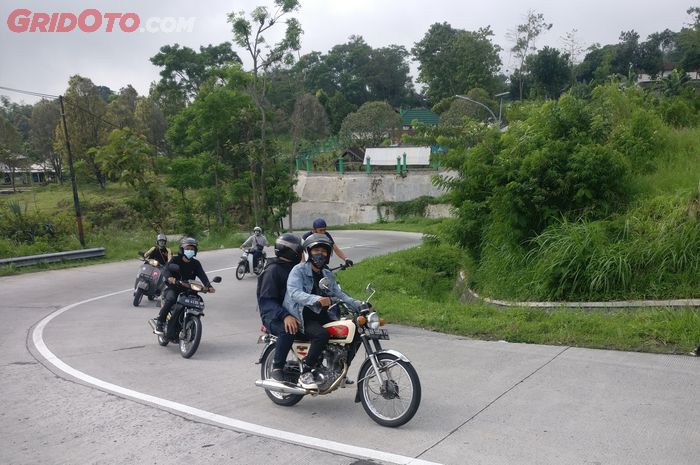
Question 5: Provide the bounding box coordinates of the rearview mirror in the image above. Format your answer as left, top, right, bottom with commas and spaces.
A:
212, 276, 222, 283
167, 263, 180, 273
365, 283, 374, 295
319, 277, 331, 292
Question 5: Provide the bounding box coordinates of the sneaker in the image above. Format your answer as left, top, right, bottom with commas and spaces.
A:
299, 371, 318, 390
153, 320, 165, 335
270, 368, 284, 382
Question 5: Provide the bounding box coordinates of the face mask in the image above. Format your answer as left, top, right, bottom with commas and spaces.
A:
183, 249, 196, 259
310, 253, 327, 269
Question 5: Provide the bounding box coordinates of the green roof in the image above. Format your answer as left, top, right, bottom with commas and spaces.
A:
400, 108, 439, 126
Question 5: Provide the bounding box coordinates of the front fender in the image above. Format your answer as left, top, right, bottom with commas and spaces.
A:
354, 349, 411, 403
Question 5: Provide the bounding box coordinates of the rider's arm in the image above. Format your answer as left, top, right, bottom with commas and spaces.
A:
193, 260, 212, 288
287, 265, 324, 309
143, 246, 156, 259
241, 236, 253, 249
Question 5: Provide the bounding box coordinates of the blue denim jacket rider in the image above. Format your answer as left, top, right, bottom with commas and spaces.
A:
283, 261, 360, 333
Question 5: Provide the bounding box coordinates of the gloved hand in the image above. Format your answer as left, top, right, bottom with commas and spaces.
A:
345, 259, 354, 267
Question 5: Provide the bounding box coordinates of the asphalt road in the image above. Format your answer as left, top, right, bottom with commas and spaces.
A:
1, 230, 698, 465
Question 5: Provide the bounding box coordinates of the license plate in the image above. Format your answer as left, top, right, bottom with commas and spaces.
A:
365, 328, 389, 340
178, 296, 203, 309
138, 281, 149, 290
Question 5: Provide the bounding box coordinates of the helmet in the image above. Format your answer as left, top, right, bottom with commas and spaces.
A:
156, 234, 167, 247
179, 237, 198, 256
274, 233, 303, 264
302, 233, 333, 258
312, 218, 327, 229
253, 226, 262, 235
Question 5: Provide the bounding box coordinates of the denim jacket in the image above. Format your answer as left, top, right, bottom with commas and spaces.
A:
283, 261, 360, 333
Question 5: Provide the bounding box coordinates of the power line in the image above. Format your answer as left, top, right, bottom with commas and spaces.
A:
1, 84, 163, 151
0, 85, 59, 100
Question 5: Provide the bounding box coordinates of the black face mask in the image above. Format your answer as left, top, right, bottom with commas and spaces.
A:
310, 253, 328, 268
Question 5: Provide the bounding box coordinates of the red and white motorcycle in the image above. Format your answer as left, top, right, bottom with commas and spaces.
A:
255, 280, 421, 427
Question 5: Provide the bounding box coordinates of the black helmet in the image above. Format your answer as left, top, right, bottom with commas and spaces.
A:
302, 233, 333, 257
312, 218, 327, 229
156, 234, 167, 247
179, 237, 198, 256
274, 233, 303, 264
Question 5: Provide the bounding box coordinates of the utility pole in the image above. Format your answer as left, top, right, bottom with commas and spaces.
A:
58, 95, 85, 247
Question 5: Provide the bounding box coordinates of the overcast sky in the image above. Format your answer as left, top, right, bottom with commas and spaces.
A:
0, 0, 695, 104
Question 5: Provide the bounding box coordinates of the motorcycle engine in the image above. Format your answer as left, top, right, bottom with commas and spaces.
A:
317, 345, 347, 391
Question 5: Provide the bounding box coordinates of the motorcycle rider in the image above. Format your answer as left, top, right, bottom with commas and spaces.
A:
143, 233, 171, 266
302, 218, 353, 268
283, 233, 361, 389
153, 237, 215, 336
257, 233, 304, 382
241, 226, 268, 272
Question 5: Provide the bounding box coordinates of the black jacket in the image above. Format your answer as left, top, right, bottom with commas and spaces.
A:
257, 257, 295, 324
163, 254, 211, 288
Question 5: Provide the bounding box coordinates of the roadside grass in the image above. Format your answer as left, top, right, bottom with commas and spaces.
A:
337, 242, 700, 354
0, 228, 248, 277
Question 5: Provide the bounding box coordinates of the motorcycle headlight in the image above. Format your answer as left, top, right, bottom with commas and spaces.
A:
190, 283, 204, 292
148, 259, 159, 267
367, 312, 380, 330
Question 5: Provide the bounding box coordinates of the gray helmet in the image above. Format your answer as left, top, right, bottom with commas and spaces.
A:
179, 237, 198, 256
253, 226, 262, 235
275, 233, 303, 263
156, 234, 167, 247
302, 233, 333, 257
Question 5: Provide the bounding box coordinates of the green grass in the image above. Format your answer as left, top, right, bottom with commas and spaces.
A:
336, 242, 700, 354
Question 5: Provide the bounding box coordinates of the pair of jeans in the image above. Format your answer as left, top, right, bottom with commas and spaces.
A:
302, 310, 331, 369
252, 249, 263, 269
265, 318, 296, 370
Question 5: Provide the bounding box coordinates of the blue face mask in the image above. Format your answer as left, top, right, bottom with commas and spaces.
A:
310, 253, 327, 269
183, 249, 196, 259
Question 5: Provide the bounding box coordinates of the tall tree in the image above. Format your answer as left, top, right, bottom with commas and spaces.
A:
413, 23, 502, 104
29, 99, 62, 182
0, 115, 25, 192
527, 46, 571, 99
61, 75, 108, 188
150, 42, 242, 119
508, 10, 553, 100
228, 0, 302, 228
291, 93, 329, 143
338, 101, 402, 149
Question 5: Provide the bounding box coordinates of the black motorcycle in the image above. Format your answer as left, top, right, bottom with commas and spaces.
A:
133, 256, 165, 307
148, 272, 222, 359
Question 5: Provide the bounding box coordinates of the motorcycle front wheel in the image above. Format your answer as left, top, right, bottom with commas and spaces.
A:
133, 288, 144, 307
179, 316, 202, 358
357, 352, 421, 427
260, 343, 304, 406
235, 262, 246, 280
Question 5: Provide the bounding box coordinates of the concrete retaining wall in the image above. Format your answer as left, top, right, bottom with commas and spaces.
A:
284, 170, 454, 228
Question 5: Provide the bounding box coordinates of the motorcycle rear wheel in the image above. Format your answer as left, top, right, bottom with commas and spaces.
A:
235, 262, 246, 280
179, 316, 202, 358
357, 352, 421, 427
133, 288, 144, 307
260, 343, 304, 406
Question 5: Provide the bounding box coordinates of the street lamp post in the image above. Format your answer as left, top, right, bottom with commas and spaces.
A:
494, 91, 510, 125
455, 94, 500, 127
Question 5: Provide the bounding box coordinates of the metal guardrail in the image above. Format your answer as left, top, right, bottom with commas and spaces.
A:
0, 247, 106, 267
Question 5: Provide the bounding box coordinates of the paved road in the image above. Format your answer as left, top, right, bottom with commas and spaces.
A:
1, 230, 698, 465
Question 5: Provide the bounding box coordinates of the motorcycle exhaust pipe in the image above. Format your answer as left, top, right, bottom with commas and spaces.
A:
255, 379, 308, 395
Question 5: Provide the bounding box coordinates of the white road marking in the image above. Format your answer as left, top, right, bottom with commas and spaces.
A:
31, 283, 440, 465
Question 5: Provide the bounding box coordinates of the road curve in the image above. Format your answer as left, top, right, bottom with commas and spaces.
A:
2, 230, 698, 465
